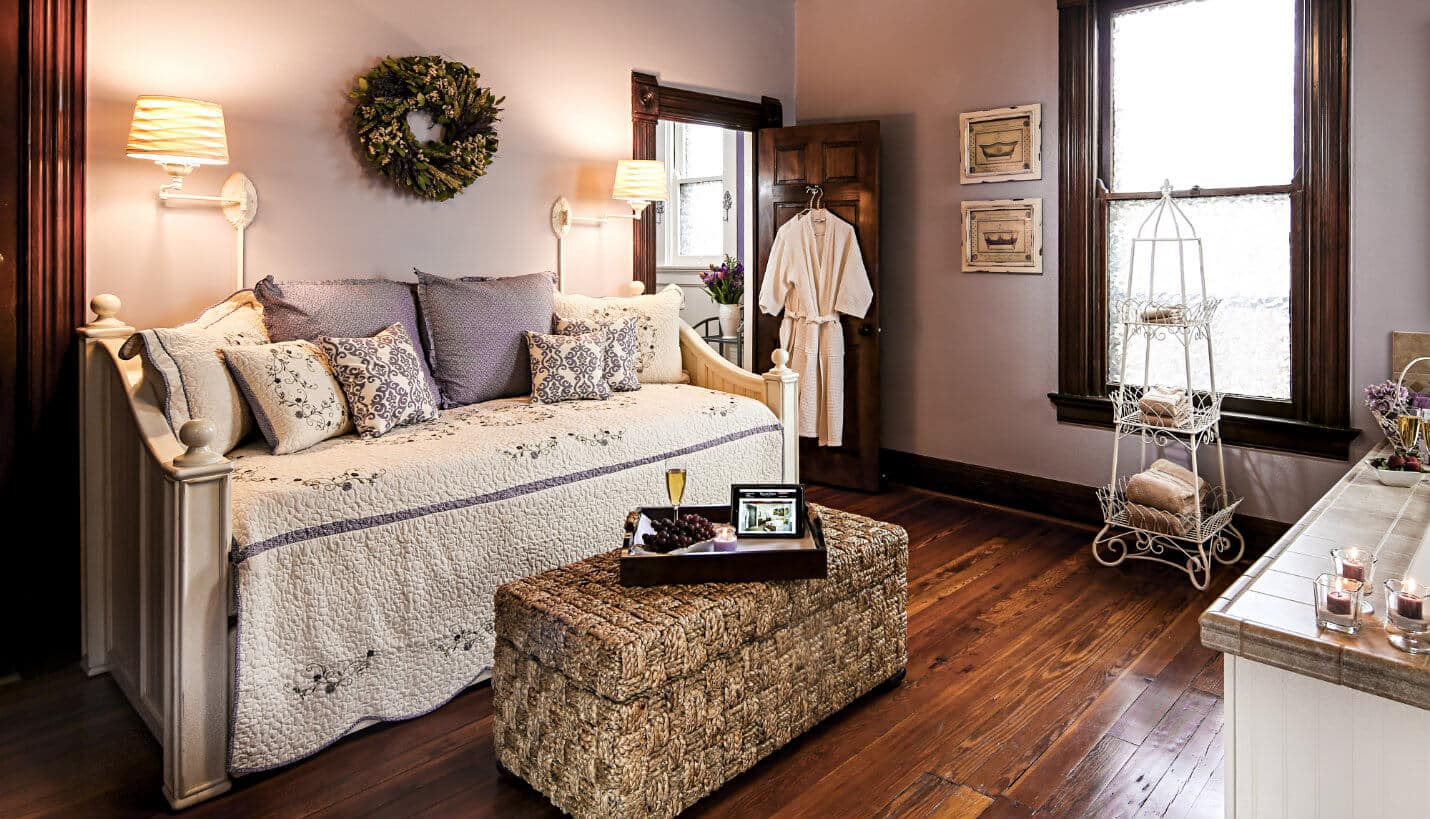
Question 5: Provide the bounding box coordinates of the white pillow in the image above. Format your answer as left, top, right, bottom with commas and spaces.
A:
553, 284, 683, 384
224, 341, 352, 454
119, 292, 269, 454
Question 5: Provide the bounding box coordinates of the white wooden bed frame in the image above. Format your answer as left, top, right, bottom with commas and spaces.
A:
77, 290, 798, 809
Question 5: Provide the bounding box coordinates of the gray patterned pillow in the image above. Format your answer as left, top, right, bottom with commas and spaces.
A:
224, 341, 352, 454
555, 316, 641, 392
318, 323, 439, 437
525, 329, 611, 404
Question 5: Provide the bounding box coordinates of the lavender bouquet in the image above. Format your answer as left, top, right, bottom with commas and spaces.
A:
700, 256, 745, 305
1366, 379, 1413, 451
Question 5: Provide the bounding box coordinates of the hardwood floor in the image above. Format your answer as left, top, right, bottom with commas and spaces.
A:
0, 486, 1233, 818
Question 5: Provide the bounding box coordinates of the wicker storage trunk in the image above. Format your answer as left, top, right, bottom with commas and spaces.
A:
492, 505, 908, 819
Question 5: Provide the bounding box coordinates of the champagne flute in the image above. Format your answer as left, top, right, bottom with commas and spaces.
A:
665, 462, 687, 520
1398, 413, 1421, 453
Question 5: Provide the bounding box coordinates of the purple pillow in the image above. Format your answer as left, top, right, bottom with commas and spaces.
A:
253, 275, 439, 402
414, 271, 555, 407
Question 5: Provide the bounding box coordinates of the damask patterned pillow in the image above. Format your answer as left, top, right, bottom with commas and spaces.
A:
317, 324, 439, 437
555, 316, 641, 392
525, 329, 612, 404
552, 284, 683, 383
224, 341, 353, 454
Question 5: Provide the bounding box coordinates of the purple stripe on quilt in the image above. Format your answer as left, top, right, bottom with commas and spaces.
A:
231, 423, 783, 563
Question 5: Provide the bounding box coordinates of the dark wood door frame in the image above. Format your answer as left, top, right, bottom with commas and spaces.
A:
629, 71, 782, 293
1, 0, 87, 674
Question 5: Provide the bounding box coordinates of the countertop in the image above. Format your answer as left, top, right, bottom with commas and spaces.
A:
1200, 443, 1430, 710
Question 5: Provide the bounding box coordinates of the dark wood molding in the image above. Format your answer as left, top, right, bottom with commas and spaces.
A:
1053, 0, 1354, 457
1056, 0, 1100, 399
2, 0, 87, 674
629, 71, 783, 291
1049, 392, 1359, 459
883, 448, 1289, 559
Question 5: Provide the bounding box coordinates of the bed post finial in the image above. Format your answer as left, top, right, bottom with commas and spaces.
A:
173, 420, 225, 468
770, 348, 791, 374
624, 281, 646, 296
89, 294, 124, 328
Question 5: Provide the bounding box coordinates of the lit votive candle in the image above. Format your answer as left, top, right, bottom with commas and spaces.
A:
713, 525, 738, 552
1325, 589, 1355, 616
1396, 580, 1425, 620
1330, 546, 1377, 614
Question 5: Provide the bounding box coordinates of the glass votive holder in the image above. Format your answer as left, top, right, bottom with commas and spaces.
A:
1314, 573, 1364, 635
1384, 577, 1430, 655
1330, 546, 1378, 614
713, 525, 738, 552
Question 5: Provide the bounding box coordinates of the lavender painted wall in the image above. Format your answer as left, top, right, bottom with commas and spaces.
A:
86, 0, 794, 330
795, 0, 1429, 522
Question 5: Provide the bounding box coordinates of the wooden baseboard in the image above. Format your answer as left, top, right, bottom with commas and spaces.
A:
882, 449, 1290, 558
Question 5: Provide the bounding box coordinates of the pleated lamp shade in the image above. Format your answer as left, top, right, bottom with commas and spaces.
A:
125, 96, 230, 166
611, 160, 667, 203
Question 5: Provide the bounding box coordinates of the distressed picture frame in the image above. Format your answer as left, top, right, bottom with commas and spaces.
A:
959, 103, 1042, 184
961, 198, 1043, 274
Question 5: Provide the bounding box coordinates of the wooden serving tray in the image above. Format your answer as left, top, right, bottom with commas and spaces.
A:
619, 504, 828, 586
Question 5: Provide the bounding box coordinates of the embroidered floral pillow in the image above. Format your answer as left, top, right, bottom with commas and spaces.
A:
224, 341, 352, 454
525, 329, 611, 404
555, 316, 641, 392
318, 324, 439, 437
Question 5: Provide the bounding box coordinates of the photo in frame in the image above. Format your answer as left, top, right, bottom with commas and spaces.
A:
730, 484, 806, 538
961, 198, 1044, 274
959, 103, 1042, 184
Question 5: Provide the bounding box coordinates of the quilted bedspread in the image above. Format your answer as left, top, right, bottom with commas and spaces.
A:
225, 384, 784, 774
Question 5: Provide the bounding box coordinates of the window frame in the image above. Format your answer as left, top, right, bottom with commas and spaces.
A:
1050, 0, 1357, 459
655, 121, 739, 270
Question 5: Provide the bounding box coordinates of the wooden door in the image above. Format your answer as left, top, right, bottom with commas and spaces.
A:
755, 121, 880, 492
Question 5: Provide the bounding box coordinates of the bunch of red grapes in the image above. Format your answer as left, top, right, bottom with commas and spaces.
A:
643, 514, 717, 552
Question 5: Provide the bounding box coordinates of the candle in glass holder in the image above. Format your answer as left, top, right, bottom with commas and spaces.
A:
713, 525, 738, 552
1325, 590, 1355, 616
1396, 580, 1425, 620
1341, 558, 1367, 582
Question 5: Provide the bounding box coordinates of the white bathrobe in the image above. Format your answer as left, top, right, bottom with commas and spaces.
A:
758, 210, 873, 447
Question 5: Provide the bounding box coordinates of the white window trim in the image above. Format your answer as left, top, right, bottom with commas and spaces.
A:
656, 121, 738, 270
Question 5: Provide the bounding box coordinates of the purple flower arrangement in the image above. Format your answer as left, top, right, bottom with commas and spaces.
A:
700, 255, 745, 305
1365, 380, 1410, 415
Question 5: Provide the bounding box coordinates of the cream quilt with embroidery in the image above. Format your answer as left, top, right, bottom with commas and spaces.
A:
226, 384, 784, 774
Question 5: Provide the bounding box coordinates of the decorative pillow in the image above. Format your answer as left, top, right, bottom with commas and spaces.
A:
420, 269, 560, 289
553, 284, 683, 383
414, 270, 555, 407
556, 316, 641, 392
118, 291, 269, 454
318, 324, 438, 438
223, 341, 352, 454
253, 275, 439, 403
525, 329, 612, 404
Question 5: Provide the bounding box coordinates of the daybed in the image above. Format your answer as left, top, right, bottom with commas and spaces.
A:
76, 287, 798, 808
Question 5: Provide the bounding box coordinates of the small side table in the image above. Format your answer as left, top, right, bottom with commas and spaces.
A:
693, 317, 743, 365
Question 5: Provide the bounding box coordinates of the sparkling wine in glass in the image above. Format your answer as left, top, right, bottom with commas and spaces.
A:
1399, 413, 1421, 452
665, 464, 687, 520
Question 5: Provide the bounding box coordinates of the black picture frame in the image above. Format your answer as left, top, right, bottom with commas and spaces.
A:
730, 484, 806, 538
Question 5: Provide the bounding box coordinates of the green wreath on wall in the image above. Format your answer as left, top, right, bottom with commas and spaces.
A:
349, 55, 503, 201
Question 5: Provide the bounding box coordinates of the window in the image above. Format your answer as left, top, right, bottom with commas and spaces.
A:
655, 122, 738, 268
1053, 0, 1354, 458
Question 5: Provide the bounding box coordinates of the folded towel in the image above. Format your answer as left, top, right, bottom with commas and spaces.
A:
1140, 305, 1185, 324
1149, 458, 1211, 500
1124, 500, 1187, 535
1139, 411, 1186, 428
1138, 386, 1189, 420
1126, 470, 1197, 515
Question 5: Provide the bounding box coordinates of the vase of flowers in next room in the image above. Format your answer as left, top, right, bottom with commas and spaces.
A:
702, 255, 745, 339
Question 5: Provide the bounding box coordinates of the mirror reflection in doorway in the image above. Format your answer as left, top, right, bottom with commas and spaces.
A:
655, 121, 756, 371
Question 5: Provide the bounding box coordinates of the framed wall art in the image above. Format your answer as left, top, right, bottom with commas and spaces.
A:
959, 103, 1042, 184
961, 198, 1043, 274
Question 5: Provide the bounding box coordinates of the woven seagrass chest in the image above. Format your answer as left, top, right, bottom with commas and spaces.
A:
492, 505, 908, 819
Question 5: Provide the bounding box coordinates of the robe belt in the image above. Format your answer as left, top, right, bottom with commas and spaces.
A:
786, 311, 839, 325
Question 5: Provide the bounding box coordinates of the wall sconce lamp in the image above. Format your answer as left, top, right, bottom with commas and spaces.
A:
549, 160, 668, 238
126, 95, 259, 290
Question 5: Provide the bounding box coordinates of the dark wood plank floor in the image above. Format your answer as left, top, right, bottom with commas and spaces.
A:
0, 486, 1233, 818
